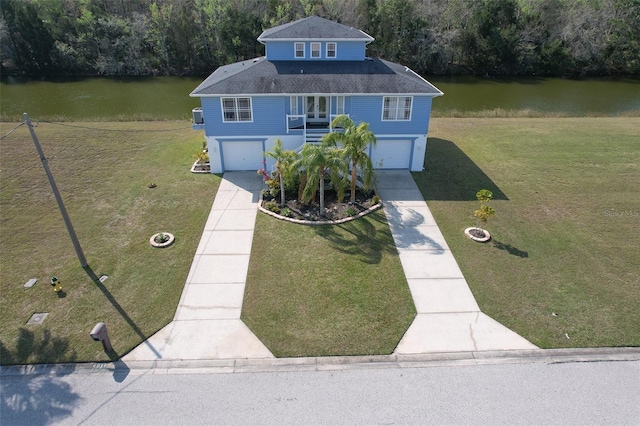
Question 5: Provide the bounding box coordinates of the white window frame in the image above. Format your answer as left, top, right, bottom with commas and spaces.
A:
221, 97, 253, 122
290, 96, 298, 114
311, 42, 321, 58
295, 42, 305, 58
326, 42, 337, 58
382, 96, 413, 121
335, 96, 345, 114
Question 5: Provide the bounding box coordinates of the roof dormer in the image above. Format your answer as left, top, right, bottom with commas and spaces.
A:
257, 16, 373, 61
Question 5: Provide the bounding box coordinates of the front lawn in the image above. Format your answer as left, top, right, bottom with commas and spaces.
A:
0, 121, 218, 364
242, 210, 416, 357
416, 117, 640, 348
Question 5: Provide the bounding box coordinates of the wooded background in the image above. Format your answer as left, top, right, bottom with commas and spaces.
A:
1, 0, 638, 77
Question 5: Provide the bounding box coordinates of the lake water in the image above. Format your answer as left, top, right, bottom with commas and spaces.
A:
1, 75, 639, 121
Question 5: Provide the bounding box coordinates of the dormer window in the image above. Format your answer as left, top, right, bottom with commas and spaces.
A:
295, 42, 305, 58
326, 42, 336, 58
311, 42, 321, 58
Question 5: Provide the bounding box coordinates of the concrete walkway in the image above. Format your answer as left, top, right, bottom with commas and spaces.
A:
124, 172, 273, 361
376, 170, 537, 353
125, 170, 535, 362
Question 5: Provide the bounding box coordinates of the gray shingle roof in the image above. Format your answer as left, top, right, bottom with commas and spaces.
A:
190, 57, 443, 97
258, 16, 373, 41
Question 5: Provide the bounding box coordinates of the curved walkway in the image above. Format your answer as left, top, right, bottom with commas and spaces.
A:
125, 171, 535, 362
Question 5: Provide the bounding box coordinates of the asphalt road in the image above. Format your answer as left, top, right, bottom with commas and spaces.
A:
2, 360, 638, 425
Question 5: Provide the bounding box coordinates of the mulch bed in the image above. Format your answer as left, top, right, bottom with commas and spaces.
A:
262, 188, 379, 221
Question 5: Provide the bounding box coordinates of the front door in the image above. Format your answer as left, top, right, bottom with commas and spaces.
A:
306, 96, 328, 123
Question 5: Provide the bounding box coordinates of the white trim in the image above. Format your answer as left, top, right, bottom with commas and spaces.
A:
290, 96, 299, 114
213, 134, 423, 141
335, 96, 345, 114
258, 36, 374, 43
404, 66, 444, 97
194, 92, 442, 98
326, 42, 337, 58
220, 97, 253, 123
294, 42, 305, 58
381, 96, 413, 121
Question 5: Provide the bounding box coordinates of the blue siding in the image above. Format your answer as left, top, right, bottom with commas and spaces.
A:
201, 95, 433, 137
333, 41, 366, 60
265, 40, 366, 61
349, 96, 432, 134
202, 97, 286, 137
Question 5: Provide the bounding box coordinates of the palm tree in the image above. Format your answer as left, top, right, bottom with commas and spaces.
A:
299, 143, 345, 215
323, 115, 377, 202
264, 139, 296, 207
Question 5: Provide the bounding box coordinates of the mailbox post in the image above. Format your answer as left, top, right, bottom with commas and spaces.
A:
90, 322, 113, 353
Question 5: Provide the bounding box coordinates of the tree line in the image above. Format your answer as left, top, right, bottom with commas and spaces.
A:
1, 0, 639, 77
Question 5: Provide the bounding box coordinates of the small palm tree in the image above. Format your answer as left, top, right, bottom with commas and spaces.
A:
264, 139, 297, 207
323, 115, 377, 202
474, 189, 495, 234
299, 143, 344, 215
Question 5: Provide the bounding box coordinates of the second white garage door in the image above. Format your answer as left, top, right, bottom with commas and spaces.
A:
371, 140, 412, 169
222, 141, 264, 171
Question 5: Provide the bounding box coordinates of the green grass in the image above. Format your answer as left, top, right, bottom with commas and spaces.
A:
2, 117, 638, 364
242, 211, 416, 357
416, 117, 640, 348
0, 121, 219, 364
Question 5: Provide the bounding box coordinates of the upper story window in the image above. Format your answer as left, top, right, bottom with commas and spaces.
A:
295, 42, 305, 58
326, 42, 337, 58
335, 96, 345, 114
222, 97, 252, 122
382, 96, 412, 121
311, 42, 321, 58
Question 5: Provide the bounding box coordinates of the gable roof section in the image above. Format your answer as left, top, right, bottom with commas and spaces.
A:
190, 57, 443, 97
258, 16, 373, 42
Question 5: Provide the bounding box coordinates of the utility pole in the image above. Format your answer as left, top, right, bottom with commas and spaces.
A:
23, 113, 88, 268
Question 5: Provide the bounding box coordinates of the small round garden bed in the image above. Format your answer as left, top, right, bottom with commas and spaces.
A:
150, 232, 175, 248
464, 227, 491, 243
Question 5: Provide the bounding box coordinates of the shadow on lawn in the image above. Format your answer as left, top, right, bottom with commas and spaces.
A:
415, 138, 508, 201
492, 239, 529, 258
314, 212, 397, 264
83, 265, 162, 360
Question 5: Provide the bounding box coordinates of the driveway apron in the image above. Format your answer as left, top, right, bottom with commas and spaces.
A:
124, 172, 273, 361
376, 170, 537, 353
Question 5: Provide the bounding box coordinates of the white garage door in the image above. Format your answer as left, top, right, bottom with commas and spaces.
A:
222, 141, 263, 171
371, 140, 412, 169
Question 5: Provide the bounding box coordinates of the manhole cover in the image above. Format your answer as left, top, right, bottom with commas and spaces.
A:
27, 312, 49, 325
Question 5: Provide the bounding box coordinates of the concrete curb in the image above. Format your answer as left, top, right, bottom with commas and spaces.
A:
3, 347, 638, 377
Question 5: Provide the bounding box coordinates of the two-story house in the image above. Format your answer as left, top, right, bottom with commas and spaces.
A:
190, 16, 443, 173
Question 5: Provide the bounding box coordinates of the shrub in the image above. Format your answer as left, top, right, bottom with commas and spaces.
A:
264, 200, 280, 213
281, 207, 293, 218
346, 206, 358, 216
371, 195, 381, 205
473, 189, 495, 230
194, 150, 209, 164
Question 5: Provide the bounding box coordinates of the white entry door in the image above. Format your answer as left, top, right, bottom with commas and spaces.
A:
306, 96, 328, 123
